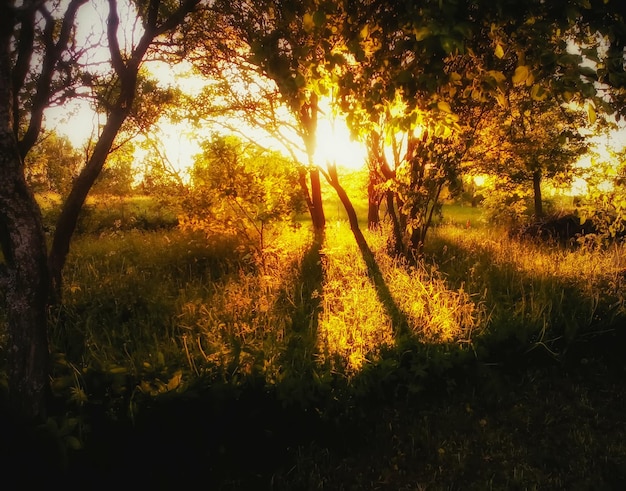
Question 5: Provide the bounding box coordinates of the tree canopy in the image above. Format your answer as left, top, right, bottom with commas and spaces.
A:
1, 0, 626, 422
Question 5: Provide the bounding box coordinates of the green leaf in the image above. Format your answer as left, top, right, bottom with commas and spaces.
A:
313, 11, 326, 27
440, 36, 458, 54
64, 436, 83, 450
512, 65, 530, 85
581, 83, 596, 98
294, 72, 306, 88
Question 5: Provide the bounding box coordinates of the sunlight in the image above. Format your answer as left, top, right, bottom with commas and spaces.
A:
314, 112, 367, 170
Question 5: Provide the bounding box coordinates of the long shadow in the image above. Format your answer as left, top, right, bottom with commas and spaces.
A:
281, 233, 325, 375
425, 231, 626, 364
352, 228, 410, 338
324, 167, 410, 340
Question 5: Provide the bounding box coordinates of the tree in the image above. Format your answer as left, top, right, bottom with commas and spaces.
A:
182, 134, 305, 251
91, 143, 137, 197
577, 144, 626, 245
0, 0, 199, 421
24, 132, 83, 195
198, 0, 357, 234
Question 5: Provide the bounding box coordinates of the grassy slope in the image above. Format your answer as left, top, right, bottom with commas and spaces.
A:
2, 196, 626, 489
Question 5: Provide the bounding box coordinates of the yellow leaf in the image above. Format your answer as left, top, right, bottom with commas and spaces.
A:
487, 70, 506, 84
303, 12, 314, 32
494, 43, 504, 59
512, 65, 530, 85
437, 101, 452, 113
587, 103, 596, 124
495, 92, 507, 108
413, 26, 430, 41
450, 71, 462, 84
167, 370, 182, 391
530, 84, 548, 101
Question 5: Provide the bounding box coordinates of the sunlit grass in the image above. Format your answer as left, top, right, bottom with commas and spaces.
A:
43, 201, 626, 417
317, 222, 484, 374
427, 224, 626, 352
52, 218, 488, 397
317, 224, 394, 374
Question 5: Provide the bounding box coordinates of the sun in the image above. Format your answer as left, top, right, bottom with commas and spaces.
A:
314, 115, 367, 171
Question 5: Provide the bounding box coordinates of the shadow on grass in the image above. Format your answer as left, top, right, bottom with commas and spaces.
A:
352, 229, 410, 338
425, 229, 626, 363
5, 227, 626, 490
282, 234, 324, 373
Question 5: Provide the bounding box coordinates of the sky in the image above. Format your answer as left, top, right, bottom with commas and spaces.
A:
41, 0, 626, 183
45, 59, 369, 177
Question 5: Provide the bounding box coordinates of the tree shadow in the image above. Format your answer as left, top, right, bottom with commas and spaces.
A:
278, 233, 325, 384
352, 229, 410, 338
425, 231, 626, 362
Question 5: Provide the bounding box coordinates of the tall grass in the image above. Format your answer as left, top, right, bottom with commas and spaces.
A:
49, 218, 486, 408
29, 198, 626, 418
427, 224, 626, 355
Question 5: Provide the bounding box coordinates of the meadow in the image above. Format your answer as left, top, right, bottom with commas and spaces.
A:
2, 190, 626, 489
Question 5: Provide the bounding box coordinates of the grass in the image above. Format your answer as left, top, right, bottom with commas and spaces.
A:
2, 196, 626, 489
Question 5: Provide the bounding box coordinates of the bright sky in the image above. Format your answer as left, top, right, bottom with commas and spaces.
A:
42, 0, 368, 175
46, 58, 368, 178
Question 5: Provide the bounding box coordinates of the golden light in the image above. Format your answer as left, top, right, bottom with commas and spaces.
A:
314, 115, 367, 170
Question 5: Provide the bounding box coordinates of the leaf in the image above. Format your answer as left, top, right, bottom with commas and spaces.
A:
530, 84, 548, 101
449, 71, 462, 84
494, 43, 504, 59
587, 103, 596, 124
413, 26, 430, 41
294, 72, 306, 88
64, 436, 82, 451
167, 370, 182, 391
437, 101, 452, 113
486, 70, 506, 84
303, 13, 314, 32
313, 10, 326, 27
495, 92, 507, 108
512, 65, 530, 85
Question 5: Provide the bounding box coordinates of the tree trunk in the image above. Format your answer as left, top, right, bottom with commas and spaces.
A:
0, 12, 50, 421
387, 191, 404, 256
532, 168, 543, 218
299, 92, 325, 235
326, 165, 360, 234
48, 110, 128, 296
309, 166, 326, 233
367, 176, 380, 230
0, 174, 50, 422
324, 165, 369, 255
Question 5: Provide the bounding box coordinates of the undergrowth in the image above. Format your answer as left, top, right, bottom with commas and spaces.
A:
3, 200, 626, 488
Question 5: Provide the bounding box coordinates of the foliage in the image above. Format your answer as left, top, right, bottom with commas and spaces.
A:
577, 148, 626, 246
91, 144, 137, 197
467, 89, 590, 219
180, 134, 306, 251
24, 132, 83, 196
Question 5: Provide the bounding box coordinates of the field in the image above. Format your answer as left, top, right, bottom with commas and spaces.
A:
2, 192, 626, 489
